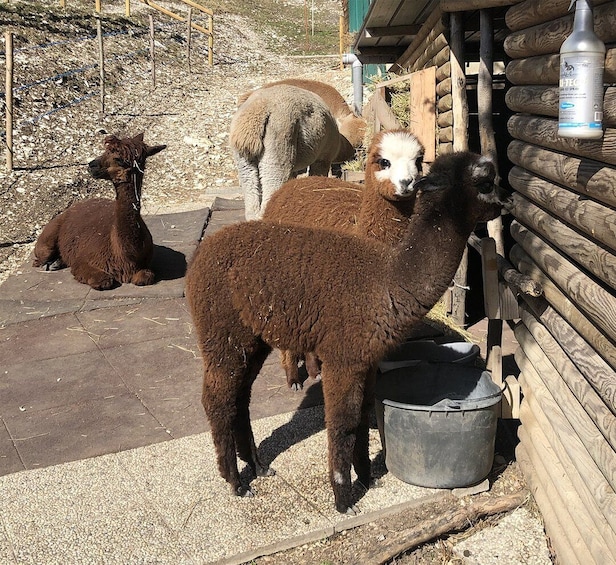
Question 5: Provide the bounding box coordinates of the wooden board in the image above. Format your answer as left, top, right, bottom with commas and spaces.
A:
409, 67, 436, 163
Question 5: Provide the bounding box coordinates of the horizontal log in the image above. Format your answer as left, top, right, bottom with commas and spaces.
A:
508, 166, 616, 251
507, 114, 616, 166
510, 193, 616, 288
510, 244, 616, 370
438, 142, 453, 154
510, 221, 616, 343
504, 2, 616, 59
516, 443, 581, 565
397, 9, 448, 71
436, 61, 451, 83
442, 0, 522, 12
437, 109, 453, 127
518, 398, 616, 560
409, 34, 449, 74
439, 126, 453, 143
507, 140, 616, 208
520, 306, 616, 446
506, 86, 616, 127
516, 344, 616, 536
505, 0, 612, 33
436, 77, 452, 98
505, 48, 616, 85
437, 93, 452, 112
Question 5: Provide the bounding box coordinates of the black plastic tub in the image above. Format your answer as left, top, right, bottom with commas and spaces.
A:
375, 362, 502, 489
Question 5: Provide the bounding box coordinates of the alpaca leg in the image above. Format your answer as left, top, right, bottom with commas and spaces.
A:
70, 263, 115, 290
258, 155, 294, 218
305, 352, 322, 380
281, 349, 303, 390
352, 367, 377, 489
234, 153, 261, 220
131, 268, 155, 286
33, 216, 62, 268
321, 365, 368, 514
234, 346, 275, 478
308, 160, 332, 177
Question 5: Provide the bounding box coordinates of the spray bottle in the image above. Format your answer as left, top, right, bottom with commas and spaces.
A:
558, 0, 605, 139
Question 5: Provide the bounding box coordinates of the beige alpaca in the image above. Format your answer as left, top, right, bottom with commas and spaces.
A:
229, 84, 352, 220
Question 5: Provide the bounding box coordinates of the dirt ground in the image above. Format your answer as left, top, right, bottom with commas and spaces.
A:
0, 2, 549, 563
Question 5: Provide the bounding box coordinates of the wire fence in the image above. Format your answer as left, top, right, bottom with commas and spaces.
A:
2, 2, 214, 171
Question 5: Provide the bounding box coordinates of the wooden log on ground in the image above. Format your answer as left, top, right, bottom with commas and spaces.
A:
355, 489, 530, 565
516, 442, 581, 565
505, 0, 612, 32
507, 140, 616, 208
520, 307, 616, 447
506, 86, 616, 127
510, 220, 616, 343
516, 345, 616, 538
510, 244, 616, 370
517, 400, 616, 562
504, 2, 616, 59
509, 191, 616, 284
506, 48, 616, 85
507, 114, 616, 166
509, 166, 616, 251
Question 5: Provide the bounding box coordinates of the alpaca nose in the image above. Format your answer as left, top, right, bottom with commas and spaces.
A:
399, 177, 415, 193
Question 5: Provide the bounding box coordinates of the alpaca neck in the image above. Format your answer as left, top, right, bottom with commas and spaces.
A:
113, 175, 144, 239
356, 187, 415, 243
392, 192, 477, 322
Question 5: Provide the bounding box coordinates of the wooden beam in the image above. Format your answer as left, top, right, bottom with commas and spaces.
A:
442, 0, 522, 11
366, 25, 421, 37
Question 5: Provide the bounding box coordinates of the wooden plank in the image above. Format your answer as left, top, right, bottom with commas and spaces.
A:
520, 306, 616, 444
506, 48, 616, 85
507, 114, 616, 166
516, 442, 582, 565
501, 374, 520, 418
517, 348, 616, 539
442, 0, 522, 11
510, 221, 616, 344
509, 167, 616, 251
515, 325, 616, 492
518, 406, 616, 562
481, 237, 500, 319
505, 0, 612, 33
507, 140, 616, 209
509, 191, 616, 284
510, 244, 616, 371
409, 67, 436, 163
506, 86, 616, 127
504, 2, 616, 59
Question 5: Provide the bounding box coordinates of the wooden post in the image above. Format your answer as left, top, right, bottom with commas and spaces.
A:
125, 0, 130, 17
5, 31, 13, 171
95, 0, 101, 13
96, 17, 105, 115
449, 12, 469, 326
186, 7, 192, 72
339, 15, 344, 70
149, 15, 156, 89
208, 14, 213, 67
60, 0, 66, 7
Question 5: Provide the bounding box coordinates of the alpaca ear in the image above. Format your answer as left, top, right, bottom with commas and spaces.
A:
146, 144, 167, 157
133, 132, 145, 143
471, 156, 495, 181
414, 173, 447, 193
103, 135, 121, 149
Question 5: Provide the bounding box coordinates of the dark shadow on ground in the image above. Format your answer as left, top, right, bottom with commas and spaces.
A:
151, 245, 187, 281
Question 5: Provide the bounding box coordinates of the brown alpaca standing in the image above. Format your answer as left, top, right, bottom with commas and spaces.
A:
185, 151, 509, 514
263, 129, 425, 388
33, 133, 166, 290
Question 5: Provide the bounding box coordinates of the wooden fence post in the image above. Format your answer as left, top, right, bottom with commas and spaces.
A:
208, 13, 213, 67
125, 0, 130, 17
149, 15, 156, 88
5, 31, 13, 171
96, 17, 105, 115
186, 8, 192, 72
95, 0, 101, 13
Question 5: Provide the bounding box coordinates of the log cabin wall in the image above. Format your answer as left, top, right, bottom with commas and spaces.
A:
503, 0, 616, 562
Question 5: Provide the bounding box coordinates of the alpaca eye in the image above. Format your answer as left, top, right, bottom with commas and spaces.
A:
377, 158, 391, 169
415, 157, 423, 173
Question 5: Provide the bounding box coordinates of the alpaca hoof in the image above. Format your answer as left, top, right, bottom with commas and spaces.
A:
236, 485, 255, 498
342, 504, 359, 516
256, 465, 276, 477
47, 259, 64, 271
289, 381, 303, 391
91, 278, 115, 290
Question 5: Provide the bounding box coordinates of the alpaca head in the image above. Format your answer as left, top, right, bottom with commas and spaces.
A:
415, 151, 510, 223
365, 129, 424, 200
88, 132, 166, 186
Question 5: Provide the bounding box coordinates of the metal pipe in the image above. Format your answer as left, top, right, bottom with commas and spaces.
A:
342, 53, 363, 115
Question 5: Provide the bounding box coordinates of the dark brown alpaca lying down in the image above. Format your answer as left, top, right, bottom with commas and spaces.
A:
185, 151, 509, 514
33, 133, 166, 290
